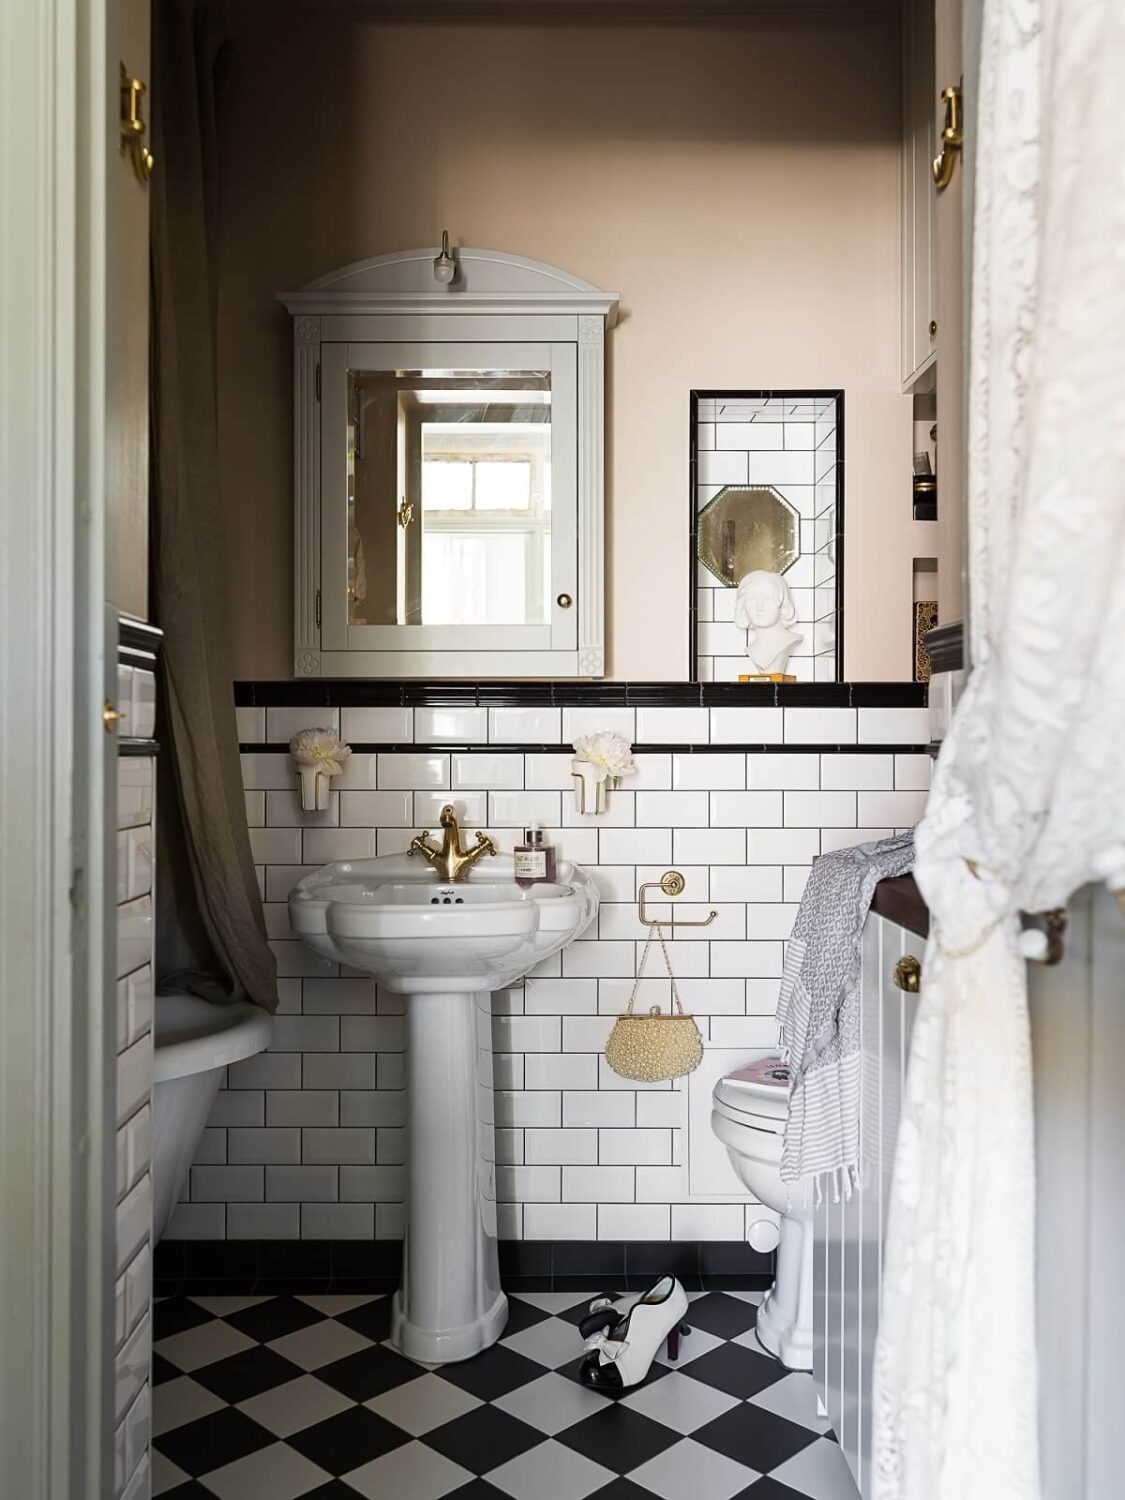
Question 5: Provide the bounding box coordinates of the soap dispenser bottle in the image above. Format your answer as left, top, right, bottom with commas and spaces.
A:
514, 823, 556, 889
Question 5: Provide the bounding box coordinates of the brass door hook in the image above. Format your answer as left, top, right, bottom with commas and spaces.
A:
932, 84, 963, 190
120, 63, 154, 183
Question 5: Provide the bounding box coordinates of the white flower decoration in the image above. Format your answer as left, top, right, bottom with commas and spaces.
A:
290, 728, 352, 811
572, 731, 635, 783
289, 727, 352, 777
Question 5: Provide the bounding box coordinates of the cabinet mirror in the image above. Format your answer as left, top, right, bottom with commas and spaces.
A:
282, 246, 618, 678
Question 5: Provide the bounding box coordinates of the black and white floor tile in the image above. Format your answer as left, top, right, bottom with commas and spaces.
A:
152, 1288, 859, 1500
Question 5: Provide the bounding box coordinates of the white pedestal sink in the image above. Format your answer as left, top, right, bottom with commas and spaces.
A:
289, 852, 598, 1362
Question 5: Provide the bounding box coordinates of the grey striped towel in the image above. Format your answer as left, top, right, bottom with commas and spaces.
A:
777, 831, 915, 1191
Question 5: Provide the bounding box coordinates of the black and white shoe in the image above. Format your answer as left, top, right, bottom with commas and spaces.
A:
577, 1289, 642, 1342
578, 1275, 690, 1391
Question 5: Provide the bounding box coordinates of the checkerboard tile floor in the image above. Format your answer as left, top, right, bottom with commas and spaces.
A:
151, 1288, 859, 1499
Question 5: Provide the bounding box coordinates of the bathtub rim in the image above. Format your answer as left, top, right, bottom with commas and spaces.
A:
154, 991, 273, 1084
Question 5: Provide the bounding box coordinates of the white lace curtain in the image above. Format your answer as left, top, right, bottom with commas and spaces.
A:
872, 0, 1125, 1495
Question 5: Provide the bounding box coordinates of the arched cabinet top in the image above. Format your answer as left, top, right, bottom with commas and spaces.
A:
280, 245, 620, 326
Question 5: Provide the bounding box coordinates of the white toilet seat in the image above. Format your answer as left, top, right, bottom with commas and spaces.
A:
712, 1056, 789, 1128
712, 1090, 784, 1128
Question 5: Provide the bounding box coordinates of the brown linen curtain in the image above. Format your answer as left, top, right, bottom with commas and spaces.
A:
150, 0, 277, 1011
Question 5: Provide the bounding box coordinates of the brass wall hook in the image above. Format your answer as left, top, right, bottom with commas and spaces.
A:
932, 84, 963, 190
637, 870, 717, 929
120, 63, 154, 183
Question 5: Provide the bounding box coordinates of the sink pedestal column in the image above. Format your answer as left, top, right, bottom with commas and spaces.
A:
391, 990, 508, 1363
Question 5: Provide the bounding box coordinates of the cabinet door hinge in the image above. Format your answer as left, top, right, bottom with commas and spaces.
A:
315, 362, 321, 401
315, 589, 321, 629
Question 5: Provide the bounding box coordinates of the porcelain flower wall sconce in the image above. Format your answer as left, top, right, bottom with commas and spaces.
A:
572, 731, 635, 815
289, 728, 352, 811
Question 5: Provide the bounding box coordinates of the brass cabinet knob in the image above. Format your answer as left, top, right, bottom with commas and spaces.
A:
929, 319, 938, 339
893, 954, 922, 993
557, 593, 573, 609
103, 702, 126, 733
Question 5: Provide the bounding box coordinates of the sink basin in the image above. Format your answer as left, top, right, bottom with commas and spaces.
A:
289, 851, 598, 1362
290, 851, 597, 992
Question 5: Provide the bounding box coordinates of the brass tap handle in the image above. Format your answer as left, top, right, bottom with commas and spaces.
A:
409, 807, 495, 880
893, 955, 922, 993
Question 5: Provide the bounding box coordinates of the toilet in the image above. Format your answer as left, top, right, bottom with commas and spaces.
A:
711, 1053, 813, 1371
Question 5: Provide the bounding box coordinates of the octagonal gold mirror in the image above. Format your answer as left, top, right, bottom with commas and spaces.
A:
696, 484, 799, 586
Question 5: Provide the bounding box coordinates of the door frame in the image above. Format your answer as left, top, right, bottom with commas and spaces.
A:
1, 1, 118, 1496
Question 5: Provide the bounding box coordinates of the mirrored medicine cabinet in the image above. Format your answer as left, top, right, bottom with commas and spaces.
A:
281, 247, 618, 678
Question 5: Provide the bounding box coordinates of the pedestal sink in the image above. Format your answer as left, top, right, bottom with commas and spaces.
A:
289, 851, 598, 1362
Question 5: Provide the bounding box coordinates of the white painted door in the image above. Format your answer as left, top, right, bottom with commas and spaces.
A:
1, 2, 121, 1497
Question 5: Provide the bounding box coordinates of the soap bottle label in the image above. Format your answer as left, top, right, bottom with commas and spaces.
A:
514, 849, 548, 881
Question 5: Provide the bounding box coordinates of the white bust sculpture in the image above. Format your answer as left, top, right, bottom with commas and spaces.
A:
733, 569, 803, 676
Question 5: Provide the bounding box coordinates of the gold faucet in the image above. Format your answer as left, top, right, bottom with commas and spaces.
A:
408, 804, 497, 883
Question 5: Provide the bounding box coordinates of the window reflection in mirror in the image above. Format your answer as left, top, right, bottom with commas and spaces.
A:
346, 370, 552, 627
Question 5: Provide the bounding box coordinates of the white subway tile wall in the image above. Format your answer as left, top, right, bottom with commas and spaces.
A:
695, 395, 839, 683
169, 709, 930, 1245
115, 736, 156, 1500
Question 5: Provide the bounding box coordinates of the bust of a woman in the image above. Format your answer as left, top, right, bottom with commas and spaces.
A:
733, 570, 803, 676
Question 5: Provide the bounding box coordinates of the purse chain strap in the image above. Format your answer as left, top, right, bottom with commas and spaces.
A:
626, 921, 686, 1016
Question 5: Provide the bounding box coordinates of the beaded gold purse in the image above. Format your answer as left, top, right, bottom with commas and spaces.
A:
605, 922, 703, 1082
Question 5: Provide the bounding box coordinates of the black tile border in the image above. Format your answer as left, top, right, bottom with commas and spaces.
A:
119, 738, 163, 757
234, 679, 927, 710
238, 741, 932, 757
118, 615, 162, 752
118, 613, 163, 662
154, 1239, 774, 1297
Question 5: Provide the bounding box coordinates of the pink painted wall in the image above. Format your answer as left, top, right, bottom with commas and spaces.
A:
215, 10, 927, 679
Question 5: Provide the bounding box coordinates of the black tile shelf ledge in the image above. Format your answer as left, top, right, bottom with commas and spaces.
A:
154, 1239, 774, 1297
118, 613, 163, 660
234, 679, 928, 709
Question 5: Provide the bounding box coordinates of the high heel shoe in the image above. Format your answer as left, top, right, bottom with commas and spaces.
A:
578, 1275, 691, 1391
578, 1289, 641, 1341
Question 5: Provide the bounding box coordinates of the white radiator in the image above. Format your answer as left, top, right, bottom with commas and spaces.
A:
813, 911, 923, 1499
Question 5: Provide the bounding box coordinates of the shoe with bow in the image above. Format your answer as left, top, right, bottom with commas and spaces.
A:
578, 1275, 690, 1391
578, 1289, 642, 1342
